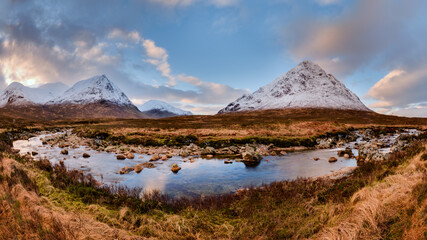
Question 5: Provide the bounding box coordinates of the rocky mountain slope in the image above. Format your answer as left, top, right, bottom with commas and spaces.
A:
140, 100, 193, 118
218, 61, 371, 113
0, 75, 145, 119
0, 82, 68, 107
48, 75, 133, 106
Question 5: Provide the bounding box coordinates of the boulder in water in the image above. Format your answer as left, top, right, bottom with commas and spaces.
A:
171, 163, 181, 173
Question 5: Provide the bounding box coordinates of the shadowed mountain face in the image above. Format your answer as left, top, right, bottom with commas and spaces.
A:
219, 61, 371, 114
141, 109, 181, 119
0, 101, 147, 120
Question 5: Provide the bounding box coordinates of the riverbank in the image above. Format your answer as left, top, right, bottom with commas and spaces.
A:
1, 128, 427, 239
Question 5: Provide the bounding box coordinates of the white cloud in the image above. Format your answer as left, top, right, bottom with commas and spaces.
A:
367, 67, 427, 110
142, 39, 175, 86
287, 0, 421, 77
108, 28, 142, 43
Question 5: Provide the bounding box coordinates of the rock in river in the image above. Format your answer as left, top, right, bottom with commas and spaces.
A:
134, 164, 144, 173
150, 153, 160, 161
120, 166, 134, 174
83, 153, 90, 158
171, 163, 181, 173
116, 154, 126, 160
329, 157, 338, 162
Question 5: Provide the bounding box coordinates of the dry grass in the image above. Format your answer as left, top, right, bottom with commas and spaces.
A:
315, 146, 427, 240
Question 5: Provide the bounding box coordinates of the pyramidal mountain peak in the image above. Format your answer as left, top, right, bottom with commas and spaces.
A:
48, 75, 133, 106
218, 60, 371, 113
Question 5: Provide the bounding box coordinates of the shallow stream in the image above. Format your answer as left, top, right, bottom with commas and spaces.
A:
13, 132, 363, 198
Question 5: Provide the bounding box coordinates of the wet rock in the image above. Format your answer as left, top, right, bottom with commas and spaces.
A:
357, 143, 386, 162
161, 155, 168, 161
229, 146, 239, 153
206, 154, 214, 158
116, 154, 126, 160
126, 152, 135, 159
337, 147, 353, 157
83, 153, 90, 158
134, 164, 144, 173
120, 166, 134, 174
141, 162, 155, 168
171, 163, 181, 173
329, 157, 338, 162
317, 138, 334, 149
183, 158, 188, 162
204, 147, 216, 155
224, 160, 233, 164
61, 149, 69, 155
31, 151, 38, 156
150, 153, 160, 161
179, 150, 189, 157
314, 157, 320, 161
344, 153, 351, 158
280, 151, 287, 155
242, 151, 262, 162
166, 153, 173, 158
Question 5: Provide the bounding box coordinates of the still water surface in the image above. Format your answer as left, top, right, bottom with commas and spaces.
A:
14, 133, 358, 198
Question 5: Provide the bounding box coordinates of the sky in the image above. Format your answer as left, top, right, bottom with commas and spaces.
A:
0, 0, 427, 115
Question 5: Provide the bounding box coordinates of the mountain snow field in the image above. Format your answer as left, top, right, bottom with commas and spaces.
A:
219, 61, 371, 113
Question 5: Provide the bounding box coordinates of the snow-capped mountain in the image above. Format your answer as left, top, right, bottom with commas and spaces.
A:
0, 82, 68, 107
49, 75, 133, 106
140, 100, 193, 118
0, 75, 146, 119
218, 61, 371, 113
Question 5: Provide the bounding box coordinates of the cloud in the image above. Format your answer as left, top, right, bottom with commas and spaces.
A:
286, 0, 423, 77
0, 2, 247, 114
142, 39, 175, 86
367, 66, 427, 109
108, 28, 142, 43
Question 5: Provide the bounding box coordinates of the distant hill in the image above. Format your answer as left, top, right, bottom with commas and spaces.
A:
140, 100, 193, 119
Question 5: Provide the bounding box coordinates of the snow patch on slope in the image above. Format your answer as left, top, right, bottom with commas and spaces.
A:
139, 100, 193, 116
219, 61, 370, 113
0, 82, 68, 107
49, 75, 133, 105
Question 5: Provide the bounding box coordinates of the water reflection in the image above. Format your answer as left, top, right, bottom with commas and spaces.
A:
14, 133, 360, 198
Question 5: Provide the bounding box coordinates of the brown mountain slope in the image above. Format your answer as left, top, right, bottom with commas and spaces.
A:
0, 101, 147, 120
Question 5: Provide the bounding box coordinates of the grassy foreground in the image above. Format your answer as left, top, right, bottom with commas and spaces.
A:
2, 130, 427, 239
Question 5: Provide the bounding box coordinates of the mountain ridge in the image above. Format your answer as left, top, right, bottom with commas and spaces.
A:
218, 61, 371, 114
139, 100, 193, 118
